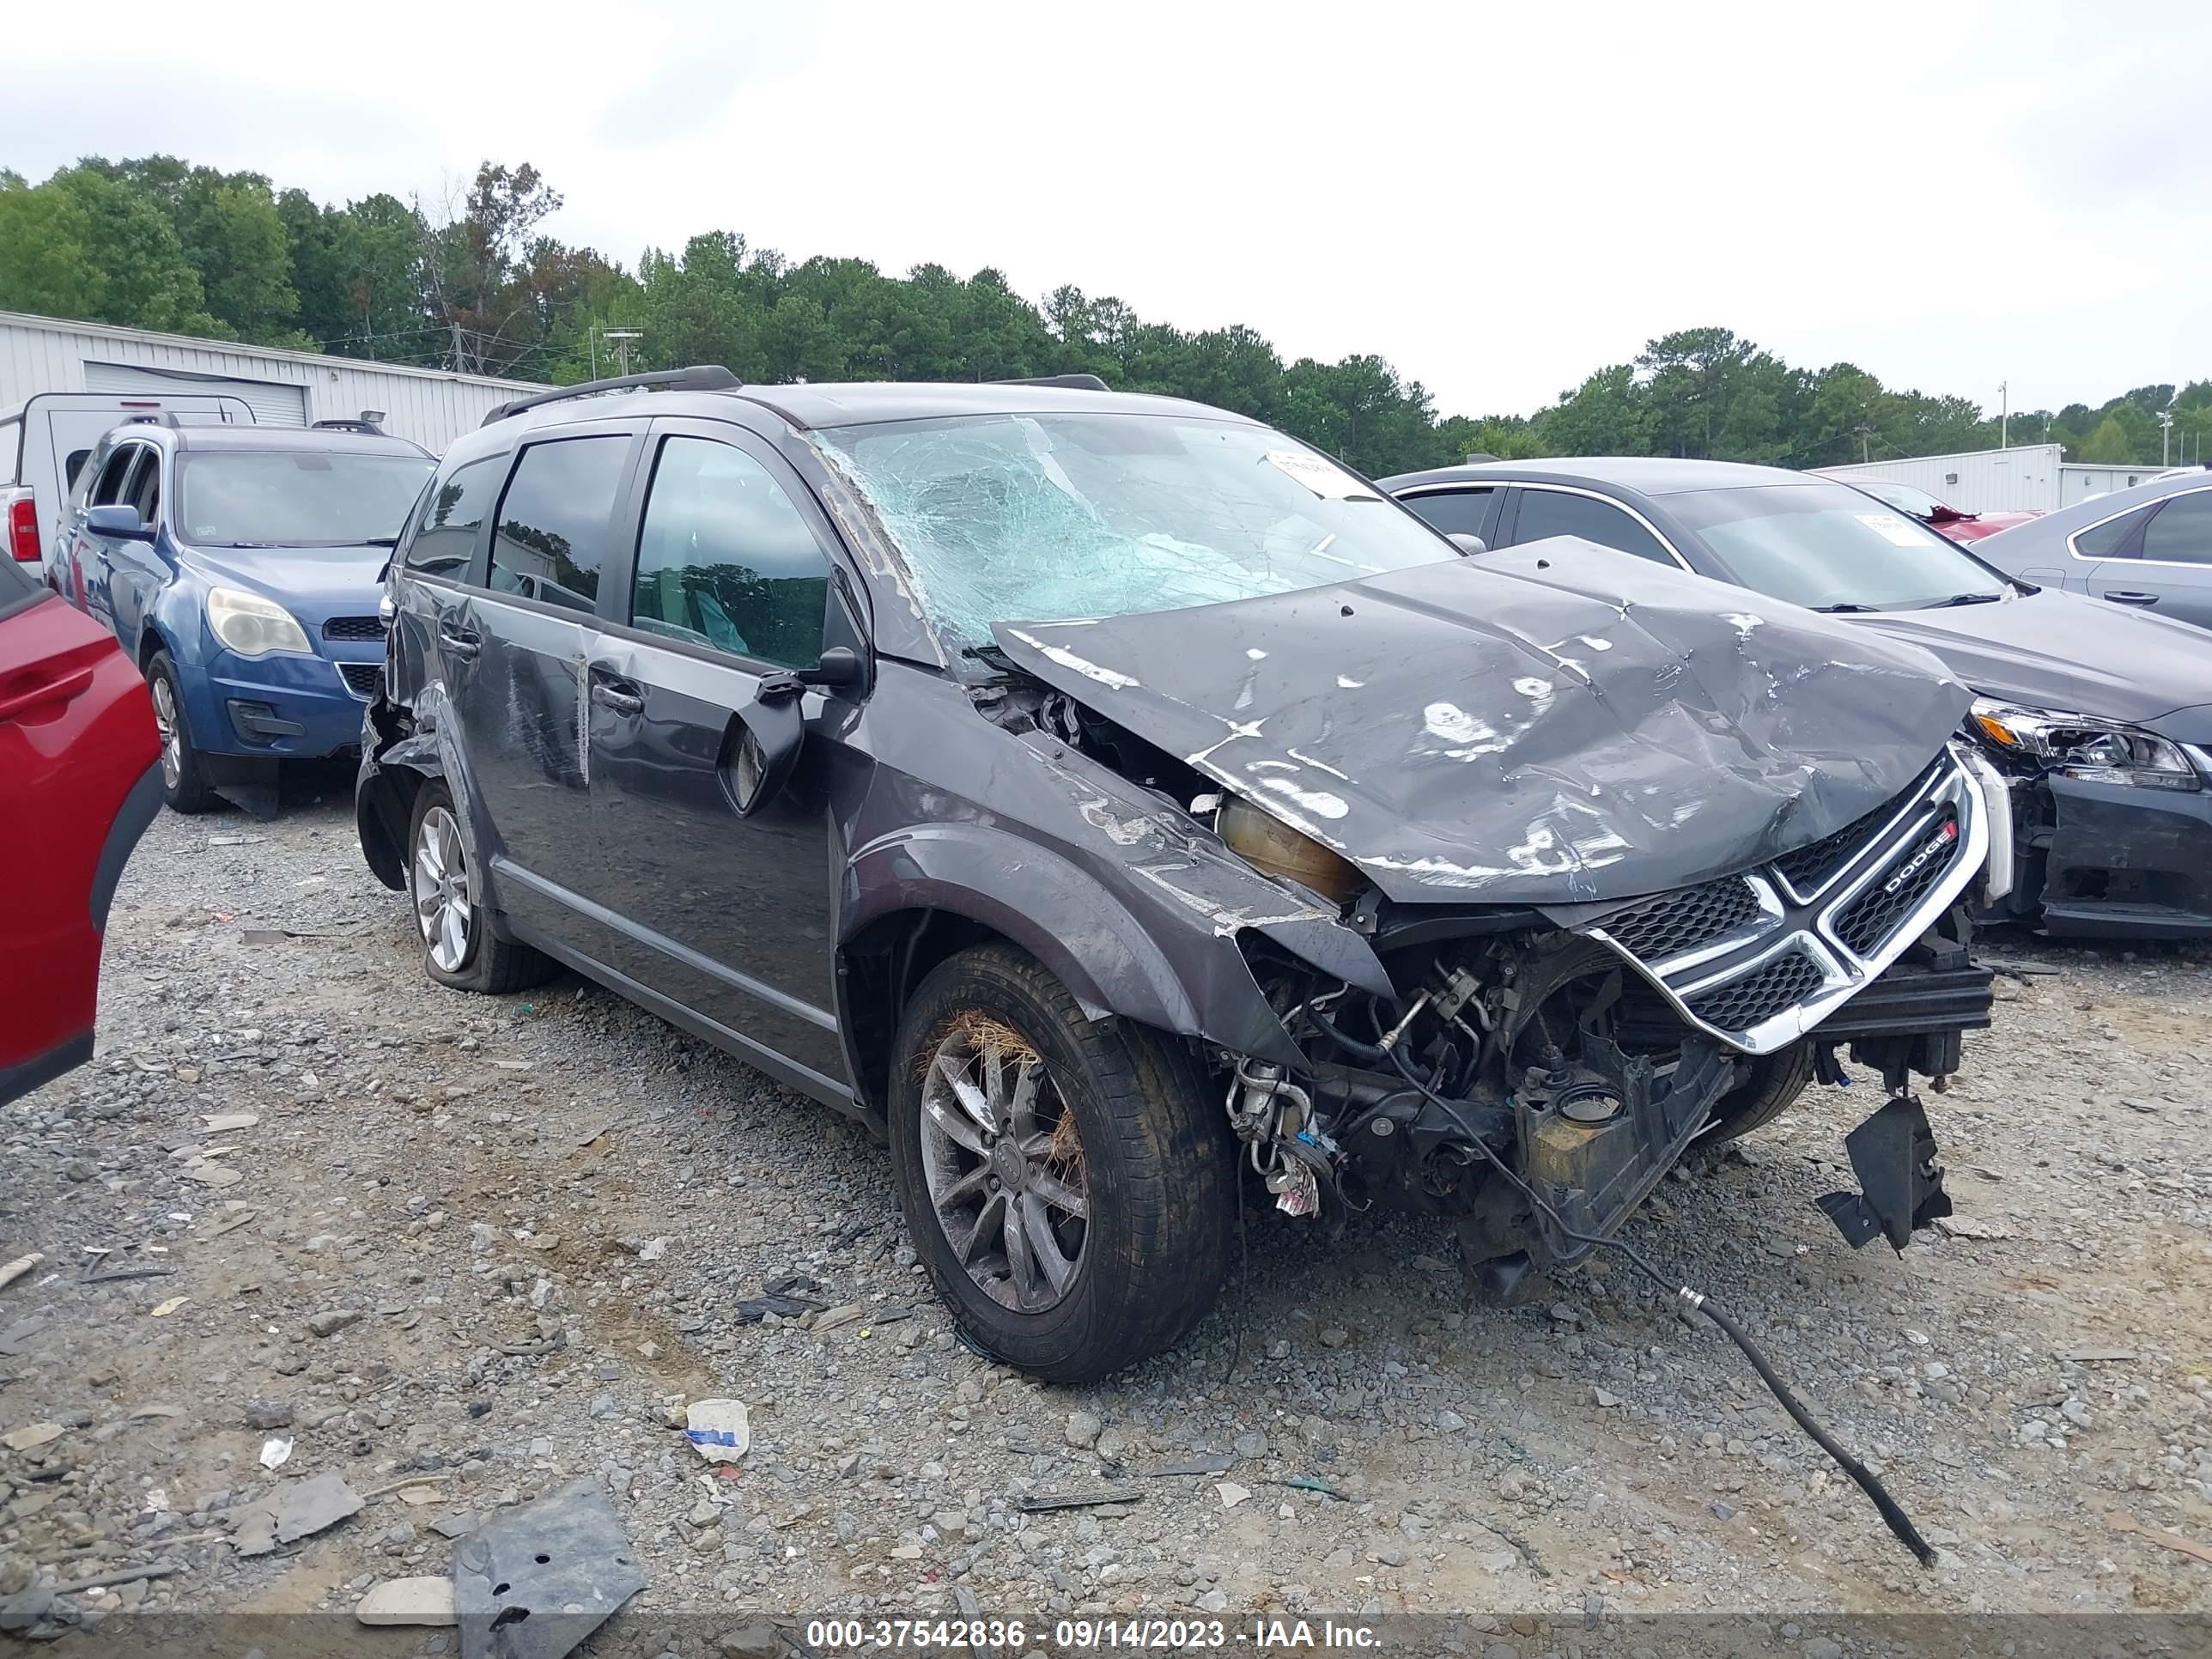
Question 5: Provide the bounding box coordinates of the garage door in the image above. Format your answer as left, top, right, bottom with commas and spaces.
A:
82, 362, 308, 428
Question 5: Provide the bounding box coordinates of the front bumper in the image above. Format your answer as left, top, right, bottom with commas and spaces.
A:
1984, 760, 2212, 939
195, 647, 381, 759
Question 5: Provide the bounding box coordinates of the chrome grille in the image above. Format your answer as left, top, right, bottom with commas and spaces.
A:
1833, 811, 1961, 956
1577, 748, 1991, 1055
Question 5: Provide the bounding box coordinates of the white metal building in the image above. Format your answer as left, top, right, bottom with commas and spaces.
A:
1814, 442, 2178, 512
0, 310, 552, 453
1813, 445, 2062, 513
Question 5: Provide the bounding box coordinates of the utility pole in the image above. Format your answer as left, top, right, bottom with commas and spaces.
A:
2159, 410, 2174, 466
1854, 422, 1875, 465
1998, 380, 2008, 449
603, 328, 641, 378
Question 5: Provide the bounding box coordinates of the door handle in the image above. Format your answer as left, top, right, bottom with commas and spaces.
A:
437, 626, 481, 659
0, 666, 94, 726
2102, 590, 2160, 605
590, 683, 643, 716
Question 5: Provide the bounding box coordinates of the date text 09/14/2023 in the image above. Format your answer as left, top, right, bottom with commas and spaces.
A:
802, 1618, 1383, 1650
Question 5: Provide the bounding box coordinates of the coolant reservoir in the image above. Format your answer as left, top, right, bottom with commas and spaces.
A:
1218, 795, 1362, 903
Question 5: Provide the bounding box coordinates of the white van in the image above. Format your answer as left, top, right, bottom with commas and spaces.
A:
2, 392, 252, 581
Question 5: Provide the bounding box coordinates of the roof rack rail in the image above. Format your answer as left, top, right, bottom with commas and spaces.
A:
481, 365, 742, 427
313, 410, 389, 434
993, 374, 1111, 392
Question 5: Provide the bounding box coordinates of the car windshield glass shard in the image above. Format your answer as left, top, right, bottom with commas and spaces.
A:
178, 453, 433, 546
811, 413, 1453, 655
1668, 483, 2006, 611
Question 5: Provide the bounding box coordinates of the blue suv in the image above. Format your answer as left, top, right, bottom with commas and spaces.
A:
56, 416, 434, 816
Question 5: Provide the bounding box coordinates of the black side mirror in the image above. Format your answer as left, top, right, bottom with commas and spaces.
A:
86, 505, 154, 542
1447, 532, 1488, 556
726, 694, 804, 817
797, 645, 862, 689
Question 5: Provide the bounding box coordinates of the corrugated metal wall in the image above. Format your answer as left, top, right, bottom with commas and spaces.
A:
1812, 444, 2064, 513
0, 311, 552, 453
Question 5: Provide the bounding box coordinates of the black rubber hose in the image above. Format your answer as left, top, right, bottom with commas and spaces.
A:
1382, 1046, 1939, 1570
1310, 1008, 1385, 1062
1693, 1295, 1936, 1566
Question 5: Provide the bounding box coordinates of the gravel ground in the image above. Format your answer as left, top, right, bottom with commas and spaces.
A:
3, 783, 2209, 1650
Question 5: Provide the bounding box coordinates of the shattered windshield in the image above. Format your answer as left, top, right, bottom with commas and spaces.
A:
811, 413, 1455, 658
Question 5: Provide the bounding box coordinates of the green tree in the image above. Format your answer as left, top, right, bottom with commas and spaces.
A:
0, 173, 104, 319
2077, 415, 2136, 463
46, 164, 221, 335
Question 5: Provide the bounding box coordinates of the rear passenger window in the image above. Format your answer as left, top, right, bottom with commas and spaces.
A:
2140, 491, 2212, 566
489, 438, 629, 612
1400, 488, 1493, 540
2073, 502, 2154, 558
629, 436, 830, 668
1513, 489, 1674, 564
405, 457, 498, 577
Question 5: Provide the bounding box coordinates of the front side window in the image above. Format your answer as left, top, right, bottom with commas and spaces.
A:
811, 413, 1453, 660
489, 437, 631, 613
631, 437, 830, 668
1512, 489, 1674, 564
178, 451, 433, 546
1668, 482, 2008, 610
90, 444, 142, 507
405, 457, 499, 577
2140, 490, 2212, 566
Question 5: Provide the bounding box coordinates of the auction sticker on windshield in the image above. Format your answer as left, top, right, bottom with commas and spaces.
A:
1856, 512, 1924, 547
1267, 449, 1377, 501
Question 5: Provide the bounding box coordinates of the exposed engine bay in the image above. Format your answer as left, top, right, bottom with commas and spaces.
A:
979, 660, 1994, 1288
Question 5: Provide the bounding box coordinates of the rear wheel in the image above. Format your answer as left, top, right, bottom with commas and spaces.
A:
889, 944, 1234, 1382
406, 781, 555, 994
146, 651, 217, 814
1705, 1040, 1815, 1142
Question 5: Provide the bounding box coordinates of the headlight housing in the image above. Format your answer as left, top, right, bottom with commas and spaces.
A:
1968, 698, 2202, 792
207, 587, 313, 658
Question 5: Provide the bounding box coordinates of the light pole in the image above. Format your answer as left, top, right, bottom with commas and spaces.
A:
2159, 410, 2174, 466
1998, 380, 2008, 449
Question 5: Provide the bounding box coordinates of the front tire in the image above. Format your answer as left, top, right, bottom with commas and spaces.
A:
1705, 1040, 1815, 1142
146, 650, 218, 814
889, 945, 1235, 1382
406, 781, 555, 994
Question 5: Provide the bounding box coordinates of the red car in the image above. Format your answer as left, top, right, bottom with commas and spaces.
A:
0, 551, 161, 1103
1833, 477, 2041, 544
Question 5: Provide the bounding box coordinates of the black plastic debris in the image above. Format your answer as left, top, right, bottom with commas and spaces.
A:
1819, 1094, 1953, 1253
453, 1478, 642, 1659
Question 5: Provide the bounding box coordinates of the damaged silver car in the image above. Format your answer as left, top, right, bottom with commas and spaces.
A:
358, 368, 2006, 1383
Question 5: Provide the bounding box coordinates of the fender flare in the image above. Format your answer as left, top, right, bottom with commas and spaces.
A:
839, 823, 1304, 1068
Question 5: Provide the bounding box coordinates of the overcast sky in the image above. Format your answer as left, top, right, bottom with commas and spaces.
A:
6, 0, 2205, 417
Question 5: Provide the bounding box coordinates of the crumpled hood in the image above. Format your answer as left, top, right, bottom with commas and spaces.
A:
1843, 586, 2212, 732
994, 541, 1972, 905
181, 542, 388, 617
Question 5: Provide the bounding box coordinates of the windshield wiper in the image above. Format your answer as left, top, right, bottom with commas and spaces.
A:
1918, 592, 2004, 609
1809, 602, 1880, 613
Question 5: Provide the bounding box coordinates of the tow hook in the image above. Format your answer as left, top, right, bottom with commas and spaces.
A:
1817, 1092, 1953, 1254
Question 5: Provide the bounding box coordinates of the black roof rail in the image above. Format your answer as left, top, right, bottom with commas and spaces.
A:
993, 374, 1111, 392
313, 410, 389, 434
481, 365, 742, 427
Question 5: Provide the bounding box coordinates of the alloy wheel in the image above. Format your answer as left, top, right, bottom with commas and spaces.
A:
411, 805, 473, 973
918, 1021, 1089, 1313
150, 676, 181, 790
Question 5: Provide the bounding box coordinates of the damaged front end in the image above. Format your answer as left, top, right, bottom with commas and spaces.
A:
1222, 744, 1993, 1291
988, 554, 2004, 1285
